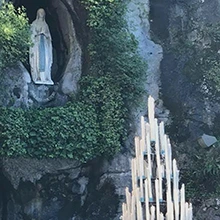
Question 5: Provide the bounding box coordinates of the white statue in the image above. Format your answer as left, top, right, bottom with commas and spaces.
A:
29, 8, 54, 85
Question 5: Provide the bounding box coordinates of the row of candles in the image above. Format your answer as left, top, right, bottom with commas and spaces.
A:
121, 96, 193, 220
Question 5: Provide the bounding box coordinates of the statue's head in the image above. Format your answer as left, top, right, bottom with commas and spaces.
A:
36, 8, 45, 20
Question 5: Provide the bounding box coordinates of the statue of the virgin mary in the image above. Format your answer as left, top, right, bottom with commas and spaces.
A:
29, 8, 54, 85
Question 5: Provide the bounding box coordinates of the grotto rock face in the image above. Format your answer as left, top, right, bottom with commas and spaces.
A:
0, 158, 119, 220
51, 0, 82, 94
126, 0, 163, 101
0, 63, 31, 107
151, 0, 220, 141
126, 0, 169, 134
150, 0, 220, 219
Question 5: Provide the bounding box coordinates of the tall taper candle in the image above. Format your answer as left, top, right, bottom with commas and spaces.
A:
180, 184, 185, 220
148, 96, 155, 141
144, 179, 150, 220
141, 116, 146, 152
155, 179, 160, 220
146, 132, 152, 177
173, 159, 179, 220
159, 121, 165, 154
147, 167, 153, 201
150, 205, 155, 220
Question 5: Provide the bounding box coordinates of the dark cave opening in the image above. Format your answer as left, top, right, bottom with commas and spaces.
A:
13, 0, 68, 82
0, 171, 13, 220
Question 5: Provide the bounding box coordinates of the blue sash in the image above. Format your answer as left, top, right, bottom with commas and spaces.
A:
39, 34, 46, 72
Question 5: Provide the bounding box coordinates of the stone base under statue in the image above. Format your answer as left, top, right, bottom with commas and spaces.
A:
29, 84, 56, 104
34, 80, 54, 85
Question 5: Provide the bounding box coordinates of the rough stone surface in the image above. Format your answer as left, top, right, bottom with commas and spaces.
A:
156, 0, 220, 141
194, 198, 220, 220
0, 157, 119, 220
150, 0, 220, 219
126, 0, 163, 100
100, 153, 132, 219
0, 62, 31, 107
2, 158, 81, 189
52, 0, 82, 95
126, 0, 168, 138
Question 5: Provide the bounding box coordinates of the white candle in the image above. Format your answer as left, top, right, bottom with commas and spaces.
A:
135, 137, 141, 178
168, 138, 172, 177
159, 121, 165, 154
147, 167, 153, 201
173, 159, 179, 220
150, 205, 156, 220
155, 119, 161, 172
136, 188, 143, 220
135, 136, 140, 160
131, 159, 136, 190
122, 203, 126, 220
166, 201, 174, 220
157, 164, 163, 201
188, 203, 193, 220
135, 188, 140, 219
148, 96, 155, 141
185, 203, 189, 220
125, 187, 131, 213
139, 151, 144, 179
146, 122, 151, 134
138, 200, 144, 220
146, 132, 152, 177
139, 161, 144, 202
159, 176, 163, 202
138, 139, 144, 201
141, 116, 146, 152
170, 201, 174, 220
164, 135, 170, 180
166, 173, 172, 219
155, 179, 160, 220
161, 163, 165, 179
131, 191, 135, 220
144, 179, 150, 220
180, 184, 185, 220
160, 212, 164, 220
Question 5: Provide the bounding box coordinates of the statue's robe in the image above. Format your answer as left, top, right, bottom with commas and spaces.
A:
29, 12, 53, 85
